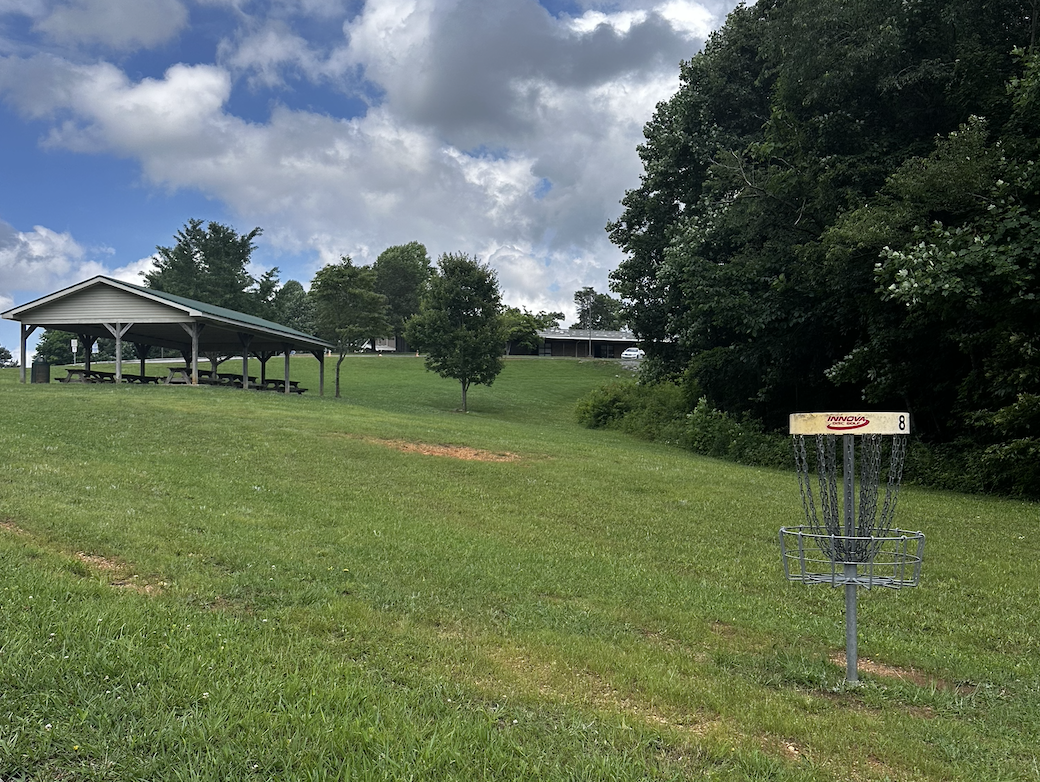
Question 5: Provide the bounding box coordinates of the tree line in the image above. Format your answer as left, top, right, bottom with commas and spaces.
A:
20, 219, 619, 411
606, 0, 1040, 495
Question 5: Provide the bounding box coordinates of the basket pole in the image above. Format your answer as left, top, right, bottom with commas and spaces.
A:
786, 414, 921, 684
843, 434, 858, 682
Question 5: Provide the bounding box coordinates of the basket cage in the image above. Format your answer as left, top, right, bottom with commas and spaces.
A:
793, 432, 907, 561
779, 526, 925, 588
782, 432, 924, 588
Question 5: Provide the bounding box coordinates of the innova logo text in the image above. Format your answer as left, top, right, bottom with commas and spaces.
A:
826, 415, 870, 431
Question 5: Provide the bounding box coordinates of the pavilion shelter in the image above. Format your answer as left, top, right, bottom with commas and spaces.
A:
2, 276, 334, 395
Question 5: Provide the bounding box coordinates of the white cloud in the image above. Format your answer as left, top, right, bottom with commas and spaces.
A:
219, 22, 353, 89
0, 221, 154, 360
567, 9, 648, 35
31, 0, 189, 50
343, 0, 438, 78
109, 256, 156, 285
567, 1, 713, 38
0, 220, 107, 297
657, 0, 715, 37
0, 0, 47, 14
0, 0, 729, 321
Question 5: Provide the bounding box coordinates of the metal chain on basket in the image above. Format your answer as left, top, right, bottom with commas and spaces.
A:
790, 424, 912, 573
878, 434, 908, 535
858, 435, 881, 534
792, 435, 836, 560
818, 434, 839, 534
792, 435, 819, 528
817, 434, 843, 559
857, 434, 884, 560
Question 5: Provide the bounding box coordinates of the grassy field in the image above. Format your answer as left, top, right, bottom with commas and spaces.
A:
1, 355, 1038, 781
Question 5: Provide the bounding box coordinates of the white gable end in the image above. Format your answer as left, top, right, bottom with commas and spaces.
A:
25, 285, 192, 325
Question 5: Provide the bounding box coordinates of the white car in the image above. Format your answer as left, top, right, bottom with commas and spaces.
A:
621, 347, 645, 360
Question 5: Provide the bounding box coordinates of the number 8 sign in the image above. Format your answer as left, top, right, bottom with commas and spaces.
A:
789, 412, 911, 436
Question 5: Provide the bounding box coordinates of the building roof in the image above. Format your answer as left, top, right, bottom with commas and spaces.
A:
537, 328, 638, 343
2, 275, 333, 354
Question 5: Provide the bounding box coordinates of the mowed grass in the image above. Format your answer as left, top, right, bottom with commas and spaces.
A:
1, 356, 1038, 781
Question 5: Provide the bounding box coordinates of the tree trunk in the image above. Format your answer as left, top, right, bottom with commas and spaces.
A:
336, 352, 346, 398
460, 380, 468, 412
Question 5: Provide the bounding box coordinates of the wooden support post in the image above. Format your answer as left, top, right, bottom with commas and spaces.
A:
283, 344, 291, 394
256, 351, 275, 384
238, 333, 254, 391
135, 342, 149, 379
19, 324, 37, 384
179, 322, 202, 385
80, 334, 97, 371
103, 322, 133, 381
311, 349, 325, 397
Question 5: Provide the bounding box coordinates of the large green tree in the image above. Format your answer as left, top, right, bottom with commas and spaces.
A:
34, 331, 135, 364
405, 253, 506, 412
502, 307, 564, 355
569, 287, 625, 331
34, 330, 75, 365
608, 0, 1035, 433
310, 257, 390, 398
271, 280, 315, 333
373, 242, 432, 344
145, 219, 277, 318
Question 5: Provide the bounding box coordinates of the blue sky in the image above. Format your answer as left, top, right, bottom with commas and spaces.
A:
0, 0, 739, 360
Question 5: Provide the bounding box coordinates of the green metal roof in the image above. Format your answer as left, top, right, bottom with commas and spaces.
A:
114, 277, 326, 344
3, 274, 334, 353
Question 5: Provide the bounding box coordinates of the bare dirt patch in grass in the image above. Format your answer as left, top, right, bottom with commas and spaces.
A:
483, 645, 720, 738
109, 577, 163, 596
763, 736, 803, 761
2, 522, 163, 596
1, 519, 28, 535
831, 653, 974, 694
75, 552, 121, 572
74, 551, 163, 596
350, 435, 520, 462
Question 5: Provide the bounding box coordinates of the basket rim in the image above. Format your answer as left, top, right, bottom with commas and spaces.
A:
779, 525, 924, 542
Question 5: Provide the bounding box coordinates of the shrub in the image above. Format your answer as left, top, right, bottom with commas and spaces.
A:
577, 380, 1040, 498
576, 381, 788, 469
574, 380, 636, 428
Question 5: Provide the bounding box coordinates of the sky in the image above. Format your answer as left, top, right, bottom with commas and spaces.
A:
0, 0, 741, 360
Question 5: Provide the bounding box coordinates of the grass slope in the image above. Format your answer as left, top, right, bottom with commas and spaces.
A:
1, 357, 1038, 781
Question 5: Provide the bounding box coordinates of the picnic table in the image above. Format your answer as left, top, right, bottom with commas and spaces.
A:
216, 372, 258, 387
59, 369, 116, 383
164, 367, 303, 391
256, 378, 307, 394
60, 368, 161, 384
164, 367, 193, 384
165, 368, 229, 385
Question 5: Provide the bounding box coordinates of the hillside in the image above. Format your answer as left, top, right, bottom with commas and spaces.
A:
1, 357, 1037, 781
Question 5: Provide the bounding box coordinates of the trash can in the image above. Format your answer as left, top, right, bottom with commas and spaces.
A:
31, 361, 50, 384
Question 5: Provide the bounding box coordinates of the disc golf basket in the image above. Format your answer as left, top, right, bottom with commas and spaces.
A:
779, 412, 924, 682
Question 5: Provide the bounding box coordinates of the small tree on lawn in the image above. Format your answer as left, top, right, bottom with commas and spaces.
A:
405, 252, 506, 412
0, 345, 13, 367
310, 257, 390, 398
